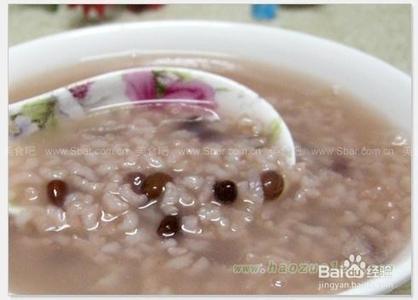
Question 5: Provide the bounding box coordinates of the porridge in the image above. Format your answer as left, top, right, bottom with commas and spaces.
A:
9, 54, 411, 294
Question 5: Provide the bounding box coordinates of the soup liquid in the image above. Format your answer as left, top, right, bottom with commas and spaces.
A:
9, 53, 411, 294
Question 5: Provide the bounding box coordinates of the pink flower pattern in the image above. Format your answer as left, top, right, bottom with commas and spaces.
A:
123, 71, 157, 100
164, 80, 215, 100
123, 70, 216, 107
68, 82, 92, 100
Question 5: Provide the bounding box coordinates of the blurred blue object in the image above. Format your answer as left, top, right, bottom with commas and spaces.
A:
251, 4, 279, 21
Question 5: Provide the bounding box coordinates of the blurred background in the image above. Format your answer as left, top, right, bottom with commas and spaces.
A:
9, 4, 411, 74
8, 4, 412, 294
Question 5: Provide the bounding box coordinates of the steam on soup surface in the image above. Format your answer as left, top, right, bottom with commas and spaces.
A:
9, 55, 410, 294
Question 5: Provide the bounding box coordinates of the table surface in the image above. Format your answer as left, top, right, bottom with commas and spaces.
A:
8, 4, 411, 295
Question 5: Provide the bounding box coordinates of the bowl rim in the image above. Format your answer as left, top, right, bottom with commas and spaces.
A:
9, 20, 411, 78
9, 20, 411, 132
9, 20, 411, 296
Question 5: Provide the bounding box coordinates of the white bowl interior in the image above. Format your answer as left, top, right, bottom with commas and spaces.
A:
9, 21, 411, 295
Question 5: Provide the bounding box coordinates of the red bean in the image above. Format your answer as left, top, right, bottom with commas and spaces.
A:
125, 172, 145, 194
157, 215, 180, 238
260, 170, 284, 200
47, 179, 68, 207
141, 172, 173, 199
330, 157, 350, 176
213, 180, 237, 204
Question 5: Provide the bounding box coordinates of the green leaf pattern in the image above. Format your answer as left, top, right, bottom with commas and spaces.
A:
9, 96, 57, 137
269, 119, 281, 145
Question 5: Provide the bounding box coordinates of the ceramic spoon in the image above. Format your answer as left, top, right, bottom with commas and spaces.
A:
9, 67, 296, 213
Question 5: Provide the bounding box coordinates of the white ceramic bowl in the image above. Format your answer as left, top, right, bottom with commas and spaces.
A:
9, 21, 411, 295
